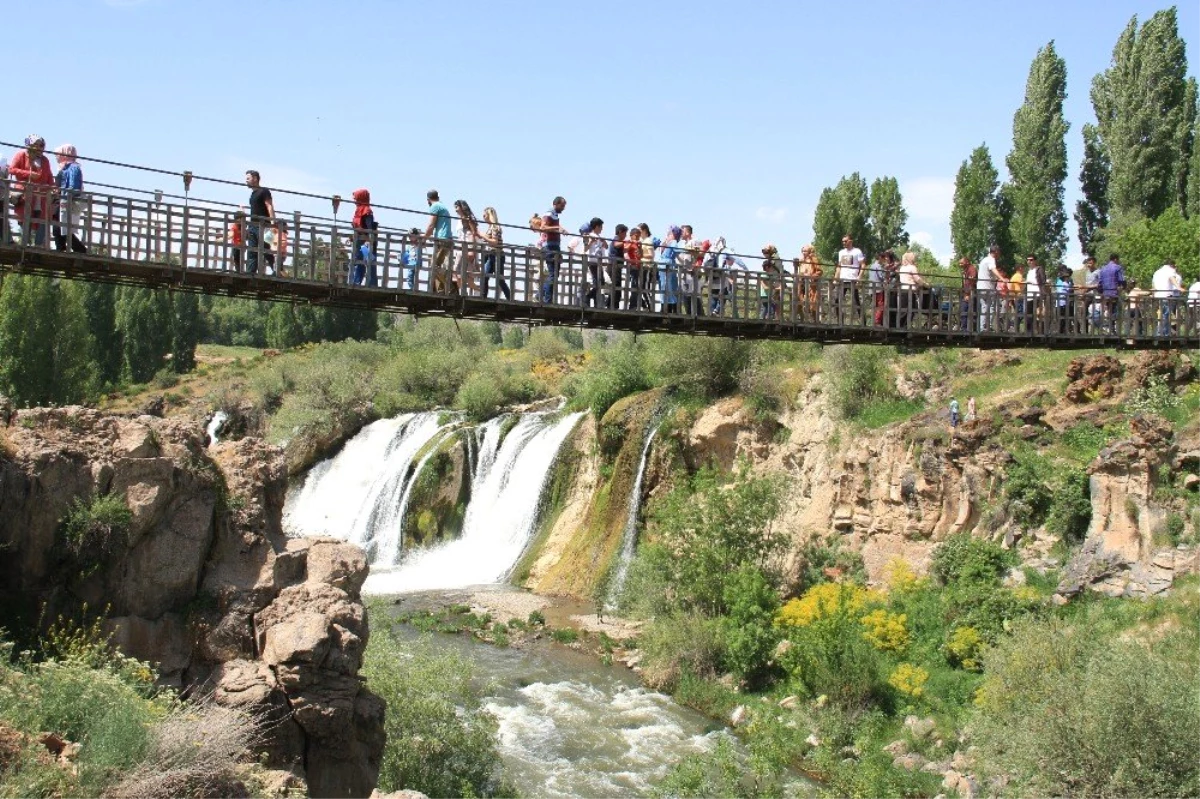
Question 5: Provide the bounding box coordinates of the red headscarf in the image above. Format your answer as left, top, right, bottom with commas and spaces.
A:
351, 188, 372, 229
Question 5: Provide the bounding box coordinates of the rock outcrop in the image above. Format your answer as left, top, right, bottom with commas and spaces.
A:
0, 407, 383, 798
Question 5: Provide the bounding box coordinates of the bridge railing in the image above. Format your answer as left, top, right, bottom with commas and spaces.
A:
2, 178, 1197, 345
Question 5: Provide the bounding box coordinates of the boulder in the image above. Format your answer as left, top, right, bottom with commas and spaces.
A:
306, 539, 369, 596
1064, 355, 1123, 403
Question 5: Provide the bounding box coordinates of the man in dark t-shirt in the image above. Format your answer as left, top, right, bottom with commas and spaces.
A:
245, 170, 275, 275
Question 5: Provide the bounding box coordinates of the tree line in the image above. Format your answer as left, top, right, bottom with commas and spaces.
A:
813, 7, 1198, 284
0, 275, 380, 407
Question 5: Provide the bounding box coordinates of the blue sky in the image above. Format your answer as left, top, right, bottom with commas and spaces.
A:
17, 0, 1198, 266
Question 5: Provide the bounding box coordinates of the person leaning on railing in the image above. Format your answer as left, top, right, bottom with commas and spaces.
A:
52, 144, 88, 253
8, 135, 54, 247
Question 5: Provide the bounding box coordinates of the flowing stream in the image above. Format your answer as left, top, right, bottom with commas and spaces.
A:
389, 621, 741, 798
604, 423, 659, 610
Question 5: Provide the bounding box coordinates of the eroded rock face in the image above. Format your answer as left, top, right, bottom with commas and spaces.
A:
0, 408, 383, 798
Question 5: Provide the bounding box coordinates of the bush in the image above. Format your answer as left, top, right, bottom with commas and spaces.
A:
362, 629, 510, 798
719, 566, 780, 687
644, 336, 751, 403
1003, 451, 1054, 529
1045, 468, 1092, 544
824, 345, 898, 421
795, 532, 867, 592
653, 736, 780, 799
638, 613, 726, 693
60, 494, 133, 575
930, 533, 1014, 586
973, 618, 1199, 798
567, 335, 652, 417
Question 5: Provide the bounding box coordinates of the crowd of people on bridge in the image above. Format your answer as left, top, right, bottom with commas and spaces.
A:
3, 133, 1198, 338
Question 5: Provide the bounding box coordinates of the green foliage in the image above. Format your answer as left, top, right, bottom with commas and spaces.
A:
60, 494, 133, 576
868, 176, 909, 252
645, 336, 751, 403
501, 325, 526, 349
567, 335, 652, 418
169, 292, 200, 373
824, 345, 898, 421
930, 533, 1015, 587
951, 144, 1002, 260
115, 286, 172, 383
78, 283, 121, 388
1091, 8, 1196, 222
362, 629, 510, 798
549, 628, 579, 645
644, 471, 784, 616
973, 615, 1199, 798
1005, 41, 1069, 265
777, 584, 889, 710
1075, 123, 1111, 255
719, 566, 780, 687
1132, 374, 1184, 417
1045, 468, 1092, 545
1002, 451, 1054, 529
653, 737, 781, 799
0, 275, 97, 406
1093, 206, 1200, 285
454, 359, 538, 421
796, 532, 867, 592
811, 711, 942, 799
813, 173, 874, 262
637, 612, 726, 692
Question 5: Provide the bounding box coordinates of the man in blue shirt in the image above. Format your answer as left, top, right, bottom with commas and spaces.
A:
423, 190, 454, 293
1097, 253, 1126, 333
540, 196, 566, 303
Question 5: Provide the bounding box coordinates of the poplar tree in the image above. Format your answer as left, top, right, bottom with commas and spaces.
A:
0, 276, 95, 406
1091, 9, 1195, 221
78, 282, 122, 388
813, 174, 873, 262
868, 177, 909, 252
170, 291, 200, 373
1188, 115, 1200, 219
1005, 41, 1069, 265
115, 286, 172, 383
1074, 124, 1110, 256
950, 144, 1001, 260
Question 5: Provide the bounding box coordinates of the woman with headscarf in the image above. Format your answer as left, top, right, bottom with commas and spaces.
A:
349, 188, 376, 286
8, 135, 55, 246
51, 144, 88, 253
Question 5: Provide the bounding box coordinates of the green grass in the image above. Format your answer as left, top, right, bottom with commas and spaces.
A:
195, 343, 264, 361
950, 349, 1085, 403
855, 398, 927, 430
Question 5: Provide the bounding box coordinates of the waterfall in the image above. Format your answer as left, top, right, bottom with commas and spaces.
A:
604, 424, 659, 611
364, 411, 584, 595
283, 412, 454, 558
206, 410, 229, 446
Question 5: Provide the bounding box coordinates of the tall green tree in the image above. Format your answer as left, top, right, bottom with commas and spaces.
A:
0, 276, 96, 406
813, 174, 873, 263
78, 282, 121, 388
1074, 124, 1111, 256
170, 291, 200, 373
1091, 9, 1195, 221
265, 303, 305, 350
1188, 114, 1200, 219
115, 286, 172, 383
1005, 41, 1069, 265
868, 177, 909, 252
950, 144, 1002, 260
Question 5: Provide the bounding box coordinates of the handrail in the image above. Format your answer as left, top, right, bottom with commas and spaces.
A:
1, 178, 1196, 348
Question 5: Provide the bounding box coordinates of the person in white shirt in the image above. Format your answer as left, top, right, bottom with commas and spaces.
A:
835, 234, 865, 324
977, 245, 1001, 331
1189, 279, 1200, 304
1151, 259, 1183, 336
898, 251, 926, 328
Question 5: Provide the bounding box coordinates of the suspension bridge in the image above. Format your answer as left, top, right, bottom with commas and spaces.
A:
0, 163, 1195, 351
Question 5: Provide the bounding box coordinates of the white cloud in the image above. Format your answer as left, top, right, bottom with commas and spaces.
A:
911, 230, 949, 265
903, 177, 955, 222
755, 206, 789, 223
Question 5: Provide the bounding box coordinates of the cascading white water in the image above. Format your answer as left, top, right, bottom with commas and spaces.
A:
604, 424, 659, 610
365, 411, 584, 595
206, 410, 229, 446
283, 412, 453, 559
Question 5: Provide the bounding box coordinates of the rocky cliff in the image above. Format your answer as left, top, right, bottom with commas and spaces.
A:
524, 352, 1199, 602
0, 408, 383, 798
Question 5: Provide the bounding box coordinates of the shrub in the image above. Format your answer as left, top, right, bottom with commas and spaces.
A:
361, 630, 510, 798
860, 609, 909, 653
777, 583, 870, 628
653, 736, 780, 799
1003, 451, 1054, 529
973, 618, 1199, 798
943, 625, 985, 671
719, 566, 780, 687
1045, 467, 1092, 544
567, 336, 652, 417
887, 663, 928, 698
644, 336, 751, 403
929, 533, 1014, 586
637, 613, 726, 693
824, 345, 898, 421
60, 494, 133, 576
795, 532, 867, 592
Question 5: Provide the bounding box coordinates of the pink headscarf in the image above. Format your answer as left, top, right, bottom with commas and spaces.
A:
56, 144, 78, 164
